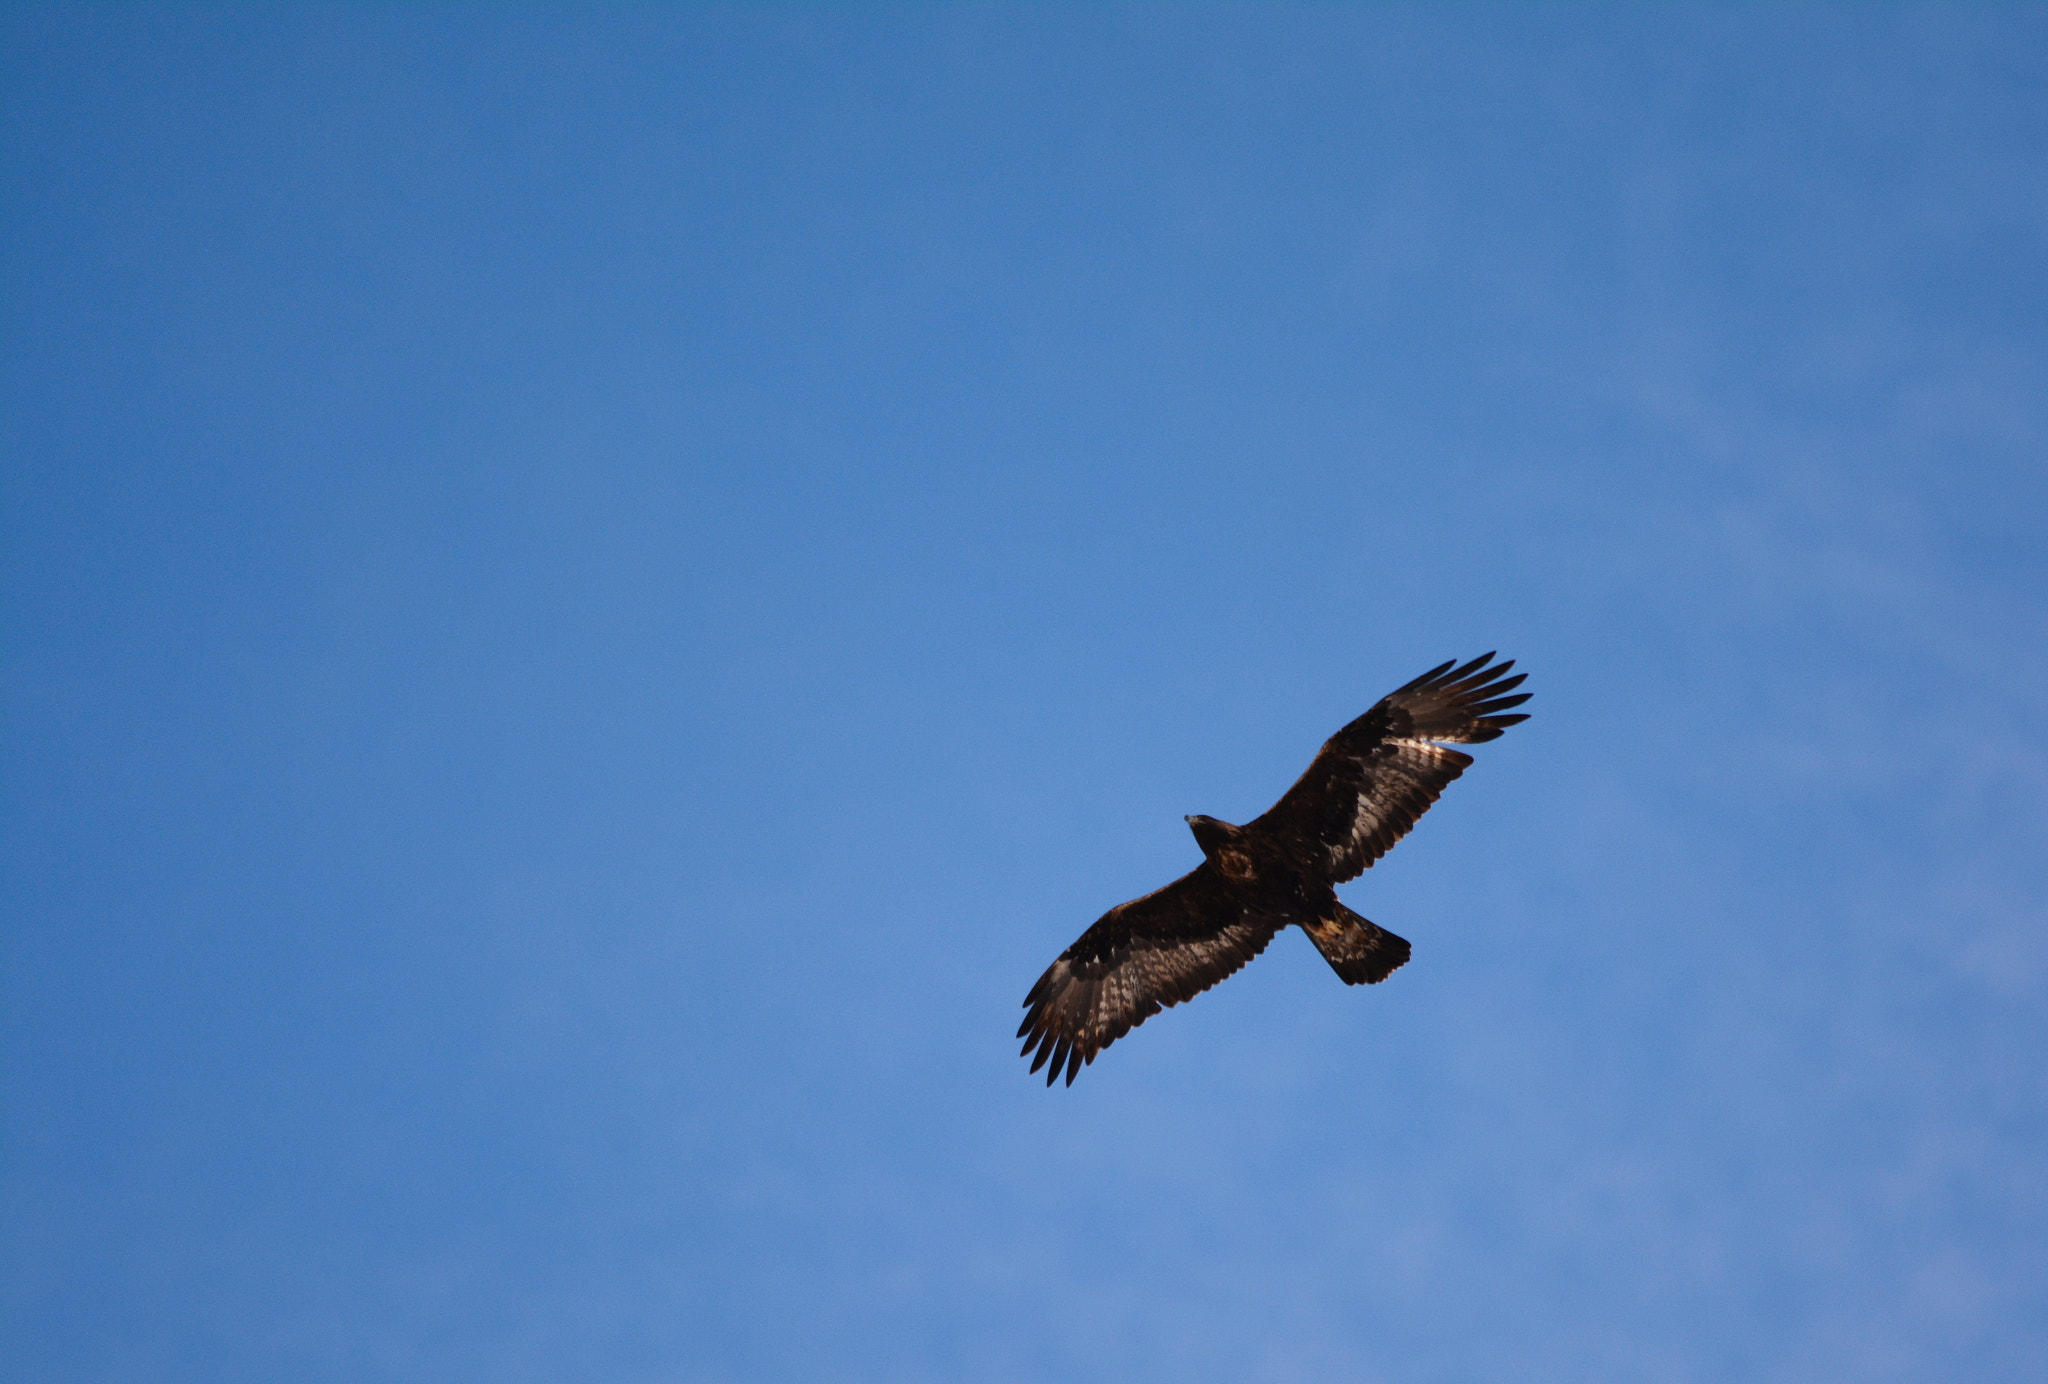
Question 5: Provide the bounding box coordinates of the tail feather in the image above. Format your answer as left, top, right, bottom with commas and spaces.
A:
1301, 904, 1410, 985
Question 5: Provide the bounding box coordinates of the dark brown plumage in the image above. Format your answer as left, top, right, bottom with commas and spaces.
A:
1019, 653, 1530, 1086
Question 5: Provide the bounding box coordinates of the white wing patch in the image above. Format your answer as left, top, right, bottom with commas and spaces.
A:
1330, 738, 1474, 875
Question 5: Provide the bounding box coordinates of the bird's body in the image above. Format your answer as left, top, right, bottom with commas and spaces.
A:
1019, 653, 1530, 1085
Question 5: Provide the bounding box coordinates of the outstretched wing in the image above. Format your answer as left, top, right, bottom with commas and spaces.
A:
1018, 863, 1285, 1087
1253, 653, 1530, 884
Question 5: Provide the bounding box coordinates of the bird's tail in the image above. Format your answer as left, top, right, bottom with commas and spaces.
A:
1301, 903, 1410, 985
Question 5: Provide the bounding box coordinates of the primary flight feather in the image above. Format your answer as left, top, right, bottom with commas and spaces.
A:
1019, 653, 1530, 1086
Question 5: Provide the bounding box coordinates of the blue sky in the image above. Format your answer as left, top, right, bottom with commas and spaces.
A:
4, 7, 2044, 1382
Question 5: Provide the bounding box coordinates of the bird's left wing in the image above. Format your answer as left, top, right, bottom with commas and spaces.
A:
1253, 653, 1530, 884
1018, 862, 1285, 1087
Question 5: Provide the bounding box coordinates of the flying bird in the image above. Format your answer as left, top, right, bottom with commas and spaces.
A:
1019, 653, 1530, 1086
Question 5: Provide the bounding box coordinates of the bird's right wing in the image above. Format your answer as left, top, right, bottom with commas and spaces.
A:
1018, 863, 1285, 1087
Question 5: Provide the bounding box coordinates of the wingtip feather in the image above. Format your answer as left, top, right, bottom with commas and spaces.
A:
1397, 657, 1458, 693
1445, 652, 1496, 685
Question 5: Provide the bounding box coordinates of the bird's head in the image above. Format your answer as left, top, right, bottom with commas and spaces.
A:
1184, 814, 1241, 856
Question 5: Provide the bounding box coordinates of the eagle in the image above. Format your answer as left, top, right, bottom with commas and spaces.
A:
1019, 653, 1530, 1086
